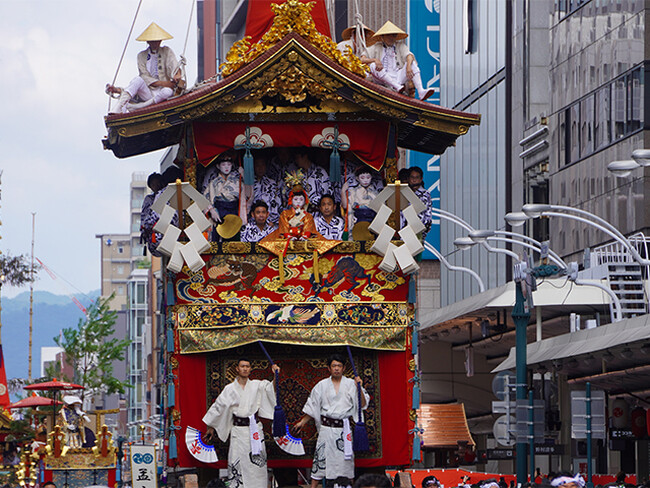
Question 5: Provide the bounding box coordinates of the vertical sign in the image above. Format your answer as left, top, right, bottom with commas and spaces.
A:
408, 0, 441, 258
130, 445, 158, 488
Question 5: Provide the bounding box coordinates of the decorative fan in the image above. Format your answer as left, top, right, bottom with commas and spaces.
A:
185, 426, 218, 463
274, 425, 305, 456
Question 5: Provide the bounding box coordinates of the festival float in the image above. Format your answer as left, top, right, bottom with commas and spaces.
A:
103, 0, 479, 483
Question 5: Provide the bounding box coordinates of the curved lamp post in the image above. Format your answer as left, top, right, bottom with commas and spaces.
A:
423, 241, 485, 293
607, 149, 650, 177
508, 204, 650, 267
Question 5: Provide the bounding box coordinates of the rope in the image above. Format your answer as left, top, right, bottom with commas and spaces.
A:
353, 0, 368, 53
107, 0, 143, 111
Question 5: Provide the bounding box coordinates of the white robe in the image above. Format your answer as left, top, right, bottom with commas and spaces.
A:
203, 379, 275, 488
302, 376, 370, 481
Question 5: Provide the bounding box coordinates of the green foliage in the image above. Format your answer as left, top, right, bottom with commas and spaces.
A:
53, 294, 131, 399
0, 253, 39, 287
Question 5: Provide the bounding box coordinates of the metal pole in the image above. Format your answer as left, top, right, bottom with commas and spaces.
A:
28, 212, 35, 381
586, 382, 593, 488
513, 280, 531, 485
529, 390, 535, 484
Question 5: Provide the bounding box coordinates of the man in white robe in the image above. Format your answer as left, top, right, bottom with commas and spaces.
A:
294, 354, 370, 488
203, 359, 279, 488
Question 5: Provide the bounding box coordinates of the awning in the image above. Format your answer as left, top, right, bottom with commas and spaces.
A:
417, 403, 475, 448
419, 278, 613, 331
492, 313, 650, 372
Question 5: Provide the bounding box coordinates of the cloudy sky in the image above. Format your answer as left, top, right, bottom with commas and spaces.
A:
0, 0, 198, 297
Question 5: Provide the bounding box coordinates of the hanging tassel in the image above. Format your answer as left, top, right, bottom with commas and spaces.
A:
168, 427, 178, 459
166, 280, 176, 306
167, 375, 176, 408
412, 378, 420, 410
411, 429, 422, 461
411, 320, 419, 355
167, 327, 175, 353
243, 149, 254, 186
408, 274, 417, 303
313, 251, 320, 283
272, 370, 286, 438
346, 346, 370, 452
279, 254, 285, 284
329, 150, 341, 183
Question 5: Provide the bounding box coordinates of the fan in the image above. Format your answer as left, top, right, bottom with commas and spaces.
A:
274, 425, 305, 456
185, 426, 218, 463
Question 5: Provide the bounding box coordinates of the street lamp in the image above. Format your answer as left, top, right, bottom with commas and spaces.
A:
607, 160, 640, 178
423, 241, 485, 293
514, 203, 650, 267
632, 148, 650, 166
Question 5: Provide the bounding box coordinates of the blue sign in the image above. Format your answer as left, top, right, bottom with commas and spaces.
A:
408, 0, 441, 259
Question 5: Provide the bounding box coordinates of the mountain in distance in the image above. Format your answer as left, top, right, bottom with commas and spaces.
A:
1, 290, 100, 380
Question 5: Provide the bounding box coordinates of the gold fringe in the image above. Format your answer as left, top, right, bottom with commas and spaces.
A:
313, 250, 320, 283
279, 254, 285, 284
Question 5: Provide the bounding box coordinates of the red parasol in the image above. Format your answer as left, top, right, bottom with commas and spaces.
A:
7, 394, 62, 409
24, 379, 84, 391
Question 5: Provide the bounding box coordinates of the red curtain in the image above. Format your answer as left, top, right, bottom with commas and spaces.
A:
245, 0, 332, 44
193, 121, 391, 171
174, 350, 412, 469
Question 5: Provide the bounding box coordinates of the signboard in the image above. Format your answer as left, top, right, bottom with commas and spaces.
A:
493, 415, 515, 447
408, 0, 441, 258
130, 445, 158, 488
515, 399, 545, 443
487, 448, 514, 460
571, 389, 606, 439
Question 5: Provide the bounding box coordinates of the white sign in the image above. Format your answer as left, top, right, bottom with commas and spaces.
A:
130, 445, 158, 488
493, 415, 516, 447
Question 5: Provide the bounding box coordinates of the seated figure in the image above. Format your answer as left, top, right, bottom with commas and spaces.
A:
107, 22, 182, 113
337, 23, 376, 61
342, 167, 381, 231
366, 21, 434, 101
314, 194, 344, 240
241, 201, 278, 242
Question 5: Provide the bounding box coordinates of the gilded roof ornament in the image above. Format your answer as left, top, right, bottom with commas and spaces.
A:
220, 0, 369, 77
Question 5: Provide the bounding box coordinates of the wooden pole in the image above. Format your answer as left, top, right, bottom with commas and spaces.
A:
175, 179, 185, 230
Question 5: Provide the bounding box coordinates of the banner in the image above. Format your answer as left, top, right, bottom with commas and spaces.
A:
0, 346, 10, 407
408, 0, 441, 258
130, 445, 158, 488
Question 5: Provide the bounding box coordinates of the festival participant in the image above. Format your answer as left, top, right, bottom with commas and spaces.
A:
203, 153, 241, 225
58, 396, 90, 449
241, 201, 278, 242
293, 149, 331, 213
550, 473, 584, 488
341, 167, 381, 231
354, 474, 392, 488
203, 358, 280, 488
107, 22, 181, 113
250, 153, 281, 224
366, 21, 434, 101
422, 476, 441, 488
270, 186, 323, 241
406, 166, 432, 238
337, 24, 376, 60
314, 195, 344, 240
140, 172, 165, 256
294, 354, 369, 488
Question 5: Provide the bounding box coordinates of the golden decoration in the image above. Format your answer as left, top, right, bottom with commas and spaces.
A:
171, 408, 181, 422
409, 409, 417, 422
222, 242, 252, 254
115, 116, 170, 137
178, 95, 237, 120
184, 157, 197, 187
220, 0, 369, 78
408, 358, 416, 372
92, 425, 116, 459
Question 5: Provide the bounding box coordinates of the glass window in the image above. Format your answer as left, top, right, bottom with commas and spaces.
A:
136, 282, 146, 304
629, 68, 642, 132
558, 110, 567, 165
570, 103, 580, 162
613, 76, 627, 139
594, 85, 610, 149
580, 95, 594, 156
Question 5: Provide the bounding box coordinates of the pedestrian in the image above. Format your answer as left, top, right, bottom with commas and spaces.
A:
422, 476, 440, 488
354, 473, 392, 488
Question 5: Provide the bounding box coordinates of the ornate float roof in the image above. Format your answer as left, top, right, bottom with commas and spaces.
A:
103, 31, 480, 159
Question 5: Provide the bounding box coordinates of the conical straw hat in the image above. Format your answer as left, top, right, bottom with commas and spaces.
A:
136, 22, 173, 42
341, 24, 377, 45
372, 21, 408, 41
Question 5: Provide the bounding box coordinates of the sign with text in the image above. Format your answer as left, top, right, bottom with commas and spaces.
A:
408, 0, 441, 258
130, 445, 158, 488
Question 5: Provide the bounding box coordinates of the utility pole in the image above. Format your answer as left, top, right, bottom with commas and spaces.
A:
28, 213, 35, 381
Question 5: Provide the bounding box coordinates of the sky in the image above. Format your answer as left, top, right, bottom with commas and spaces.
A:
0, 0, 198, 298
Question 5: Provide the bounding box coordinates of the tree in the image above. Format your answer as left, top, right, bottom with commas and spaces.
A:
0, 253, 38, 286
50, 294, 131, 400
